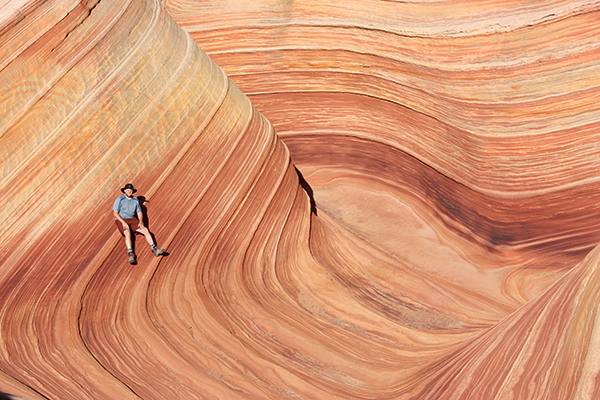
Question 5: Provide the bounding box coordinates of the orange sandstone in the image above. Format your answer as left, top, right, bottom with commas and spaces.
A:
0, 0, 599, 399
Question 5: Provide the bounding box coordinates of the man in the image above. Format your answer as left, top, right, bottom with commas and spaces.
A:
113, 183, 165, 264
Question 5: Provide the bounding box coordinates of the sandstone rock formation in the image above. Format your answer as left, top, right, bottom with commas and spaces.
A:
0, 0, 599, 398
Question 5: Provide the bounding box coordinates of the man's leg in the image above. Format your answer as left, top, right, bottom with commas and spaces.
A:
115, 219, 136, 264
137, 226, 154, 246
124, 228, 133, 249
123, 228, 136, 264
137, 226, 165, 256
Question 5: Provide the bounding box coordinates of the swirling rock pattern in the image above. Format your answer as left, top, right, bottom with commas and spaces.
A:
0, 0, 599, 399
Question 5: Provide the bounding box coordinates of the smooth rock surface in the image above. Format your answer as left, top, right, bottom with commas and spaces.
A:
0, 0, 599, 398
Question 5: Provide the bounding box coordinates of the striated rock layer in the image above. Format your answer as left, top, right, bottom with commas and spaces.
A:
166, 0, 600, 305
0, 0, 599, 399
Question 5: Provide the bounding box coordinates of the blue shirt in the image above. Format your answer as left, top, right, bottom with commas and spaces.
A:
113, 194, 142, 219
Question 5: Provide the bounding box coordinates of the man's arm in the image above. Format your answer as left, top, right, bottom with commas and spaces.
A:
137, 211, 145, 228
113, 210, 129, 229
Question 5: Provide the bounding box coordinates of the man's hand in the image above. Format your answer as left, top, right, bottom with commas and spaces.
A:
122, 221, 129, 231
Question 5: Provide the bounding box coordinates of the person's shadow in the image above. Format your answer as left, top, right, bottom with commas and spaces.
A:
135, 195, 169, 257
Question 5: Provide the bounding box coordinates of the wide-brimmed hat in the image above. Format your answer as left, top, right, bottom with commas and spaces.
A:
121, 183, 137, 193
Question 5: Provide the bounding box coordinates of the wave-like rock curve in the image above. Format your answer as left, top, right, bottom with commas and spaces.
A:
165, 0, 600, 303
0, 0, 599, 398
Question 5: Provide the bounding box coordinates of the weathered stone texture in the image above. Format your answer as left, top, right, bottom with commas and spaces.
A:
0, 0, 599, 398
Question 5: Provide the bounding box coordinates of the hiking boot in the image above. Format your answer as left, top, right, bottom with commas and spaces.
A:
152, 248, 165, 257
128, 252, 136, 264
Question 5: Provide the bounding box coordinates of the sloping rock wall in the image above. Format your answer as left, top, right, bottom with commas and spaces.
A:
0, 0, 599, 398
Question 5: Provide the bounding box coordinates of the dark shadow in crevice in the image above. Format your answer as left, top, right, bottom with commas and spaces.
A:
295, 167, 317, 216
0, 393, 33, 400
